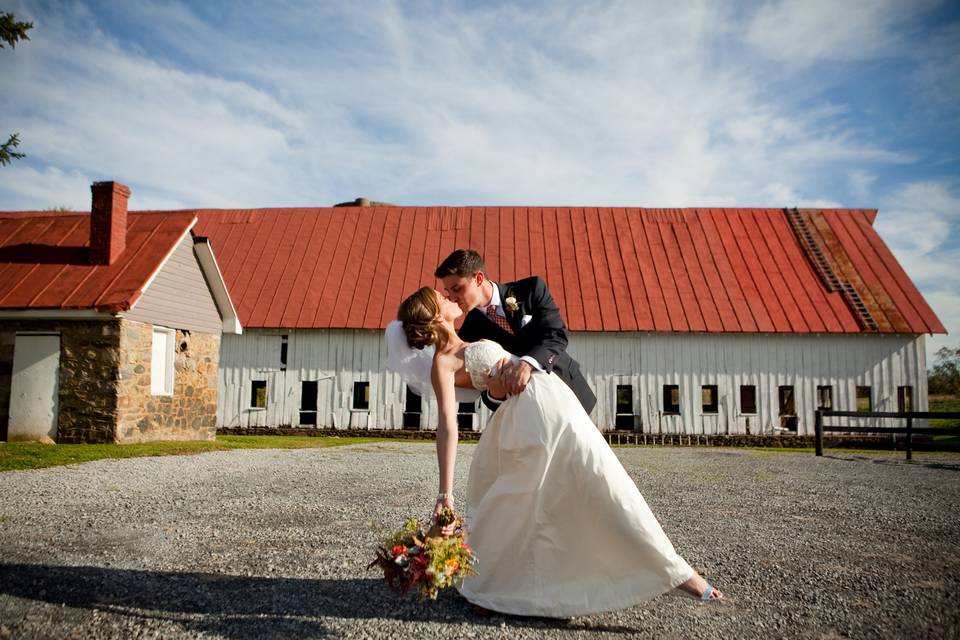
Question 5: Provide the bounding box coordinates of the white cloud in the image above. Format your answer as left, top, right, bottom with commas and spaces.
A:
744, 0, 940, 65
924, 290, 960, 358
877, 181, 960, 259
0, 0, 928, 210
847, 169, 876, 201
0, 166, 92, 211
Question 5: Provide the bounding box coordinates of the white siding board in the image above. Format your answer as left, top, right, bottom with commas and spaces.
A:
125, 236, 223, 334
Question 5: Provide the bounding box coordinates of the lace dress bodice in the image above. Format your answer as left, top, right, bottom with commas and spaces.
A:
463, 340, 517, 391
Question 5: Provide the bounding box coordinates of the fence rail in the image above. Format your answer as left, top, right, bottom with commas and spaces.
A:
814, 409, 960, 460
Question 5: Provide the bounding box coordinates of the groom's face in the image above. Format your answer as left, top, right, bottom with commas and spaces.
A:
440, 271, 486, 313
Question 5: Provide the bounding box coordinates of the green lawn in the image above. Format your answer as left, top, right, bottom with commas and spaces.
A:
930, 395, 960, 429
0, 435, 395, 473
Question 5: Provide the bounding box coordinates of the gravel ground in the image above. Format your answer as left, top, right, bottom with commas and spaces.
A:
0, 442, 959, 639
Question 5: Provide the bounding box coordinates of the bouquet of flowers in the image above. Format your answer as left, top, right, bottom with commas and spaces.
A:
368, 506, 478, 600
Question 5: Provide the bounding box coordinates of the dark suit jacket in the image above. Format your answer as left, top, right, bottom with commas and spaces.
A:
458, 276, 597, 415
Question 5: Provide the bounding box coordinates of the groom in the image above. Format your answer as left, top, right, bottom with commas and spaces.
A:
435, 249, 597, 414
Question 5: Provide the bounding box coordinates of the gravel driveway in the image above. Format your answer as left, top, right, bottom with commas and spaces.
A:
1, 443, 958, 639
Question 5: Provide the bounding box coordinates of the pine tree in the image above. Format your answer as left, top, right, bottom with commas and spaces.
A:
1, 12, 33, 166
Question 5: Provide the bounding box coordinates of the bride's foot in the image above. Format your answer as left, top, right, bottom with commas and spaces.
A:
676, 574, 724, 601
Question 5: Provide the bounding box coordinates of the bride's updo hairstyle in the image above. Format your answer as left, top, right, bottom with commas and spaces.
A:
398, 287, 448, 351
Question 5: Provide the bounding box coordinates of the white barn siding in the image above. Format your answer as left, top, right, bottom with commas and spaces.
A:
216, 330, 928, 435
568, 332, 928, 435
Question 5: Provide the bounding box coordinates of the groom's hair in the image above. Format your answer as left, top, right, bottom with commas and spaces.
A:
435, 249, 485, 278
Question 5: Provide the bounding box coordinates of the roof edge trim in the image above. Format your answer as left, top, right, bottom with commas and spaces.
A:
0, 309, 116, 320
193, 235, 243, 335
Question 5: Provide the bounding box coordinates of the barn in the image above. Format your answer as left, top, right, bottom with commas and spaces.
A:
188, 203, 944, 436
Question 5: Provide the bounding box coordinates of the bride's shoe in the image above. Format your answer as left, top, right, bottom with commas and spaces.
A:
700, 584, 723, 601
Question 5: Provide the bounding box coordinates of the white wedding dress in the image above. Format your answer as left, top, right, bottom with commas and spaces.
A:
457, 340, 695, 617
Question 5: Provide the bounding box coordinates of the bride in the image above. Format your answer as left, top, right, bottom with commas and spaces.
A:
388, 287, 724, 616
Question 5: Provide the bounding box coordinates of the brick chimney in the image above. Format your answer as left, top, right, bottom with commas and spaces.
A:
89, 181, 131, 265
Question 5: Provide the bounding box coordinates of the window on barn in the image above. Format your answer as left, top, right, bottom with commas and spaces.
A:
701, 385, 718, 414
300, 381, 317, 425
457, 401, 476, 431
353, 381, 370, 410
778, 386, 797, 431
151, 327, 175, 395
251, 380, 267, 409
663, 385, 680, 414
817, 385, 833, 410
740, 385, 757, 414
403, 387, 422, 429
856, 386, 872, 412
615, 385, 634, 429
280, 335, 288, 371
898, 386, 913, 414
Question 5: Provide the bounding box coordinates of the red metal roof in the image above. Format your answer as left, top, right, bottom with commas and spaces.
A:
186, 207, 943, 334
0, 212, 196, 312
0, 206, 941, 334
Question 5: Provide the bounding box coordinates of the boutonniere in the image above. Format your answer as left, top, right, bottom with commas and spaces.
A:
503, 291, 520, 313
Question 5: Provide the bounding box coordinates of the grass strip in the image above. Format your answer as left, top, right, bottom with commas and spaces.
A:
0, 435, 395, 473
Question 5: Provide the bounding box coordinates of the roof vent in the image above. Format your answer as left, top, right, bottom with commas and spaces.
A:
333, 197, 396, 207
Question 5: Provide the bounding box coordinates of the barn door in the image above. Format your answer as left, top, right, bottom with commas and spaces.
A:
9, 333, 61, 441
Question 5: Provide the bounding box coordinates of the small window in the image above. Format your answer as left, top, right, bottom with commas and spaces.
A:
353, 381, 370, 410
457, 401, 476, 431
701, 385, 718, 414
615, 384, 634, 429
778, 386, 795, 416
740, 385, 757, 414
251, 380, 267, 408
817, 385, 833, 410
898, 386, 913, 413
300, 380, 317, 425
663, 384, 680, 414
779, 385, 797, 431
151, 327, 175, 395
403, 387, 422, 429
280, 335, 288, 371
856, 386, 872, 412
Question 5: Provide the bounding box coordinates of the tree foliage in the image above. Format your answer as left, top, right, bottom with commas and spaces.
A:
928, 346, 960, 395
0, 12, 32, 48
0, 132, 24, 166
1, 12, 33, 166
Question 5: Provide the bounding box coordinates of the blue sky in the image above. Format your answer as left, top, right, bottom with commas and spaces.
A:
2, 0, 958, 360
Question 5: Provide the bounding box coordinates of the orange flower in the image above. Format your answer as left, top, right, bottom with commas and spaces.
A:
445, 559, 460, 575
392, 545, 406, 557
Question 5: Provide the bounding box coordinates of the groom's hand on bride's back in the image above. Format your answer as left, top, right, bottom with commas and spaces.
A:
485, 359, 532, 398
502, 360, 532, 396
483, 358, 513, 400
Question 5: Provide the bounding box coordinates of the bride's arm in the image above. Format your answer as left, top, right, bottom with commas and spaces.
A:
432, 354, 458, 525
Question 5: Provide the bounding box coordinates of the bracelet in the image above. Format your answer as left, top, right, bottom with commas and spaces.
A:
436, 492, 454, 503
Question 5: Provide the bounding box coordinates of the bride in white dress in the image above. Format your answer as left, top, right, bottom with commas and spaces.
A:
390, 287, 723, 617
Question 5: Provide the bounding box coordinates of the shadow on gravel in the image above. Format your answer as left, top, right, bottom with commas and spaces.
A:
0, 563, 640, 637
822, 454, 960, 472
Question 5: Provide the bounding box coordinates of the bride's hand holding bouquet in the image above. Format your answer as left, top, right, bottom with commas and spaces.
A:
369, 499, 477, 601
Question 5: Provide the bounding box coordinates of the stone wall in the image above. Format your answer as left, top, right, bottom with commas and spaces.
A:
1, 318, 220, 444
0, 319, 121, 443
115, 319, 219, 443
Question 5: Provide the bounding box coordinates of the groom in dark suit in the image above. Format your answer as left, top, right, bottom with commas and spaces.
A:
435, 249, 597, 414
